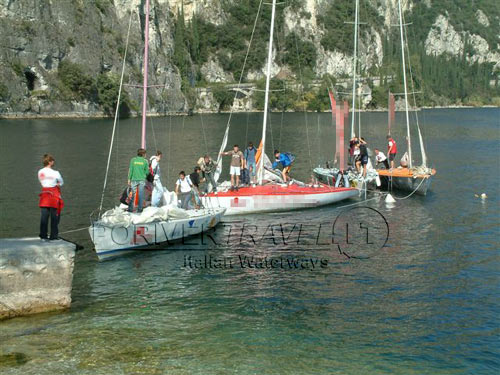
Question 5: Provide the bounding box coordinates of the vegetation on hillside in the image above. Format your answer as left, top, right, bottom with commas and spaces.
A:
169, 0, 498, 111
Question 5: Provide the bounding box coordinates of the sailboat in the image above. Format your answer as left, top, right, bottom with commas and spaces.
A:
201, 0, 358, 215
376, 0, 436, 196
313, 0, 380, 190
88, 0, 225, 259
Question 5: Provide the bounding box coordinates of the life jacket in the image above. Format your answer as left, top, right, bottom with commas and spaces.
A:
39, 186, 64, 215
388, 138, 398, 154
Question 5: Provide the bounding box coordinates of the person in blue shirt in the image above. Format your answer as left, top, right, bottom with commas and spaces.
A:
272, 149, 294, 183
244, 142, 257, 184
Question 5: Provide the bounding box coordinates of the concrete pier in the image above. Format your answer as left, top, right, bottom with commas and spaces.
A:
0, 238, 76, 320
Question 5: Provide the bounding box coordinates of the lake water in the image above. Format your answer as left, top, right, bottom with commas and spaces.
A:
0, 108, 499, 374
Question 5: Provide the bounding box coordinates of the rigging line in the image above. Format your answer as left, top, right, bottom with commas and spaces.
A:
216, 0, 264, 165
292, 30, 313, 171
278, 109, 284, 150
98, 8, 134, 216
148, 103, 158, 152
392, 176, 427, 200
167, 115, 172, 183
316, 113, 321, 164
403, 12, 428, 166
245, 111, 250, 146
268, 107, 275, 154
199, 112, 209, 154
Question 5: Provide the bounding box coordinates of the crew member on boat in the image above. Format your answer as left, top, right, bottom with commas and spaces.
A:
175, 171, 194, 209
387, 135, 397, 170
220, 144, 244, 191
244, 142, 257, 184
374, 149, 390, 169
356, 138, 369, 178
349, 136, 359, 166
38, 154, 64, 241
273, 150, 295, 183
150, 150, 163, 207
189, 166, 203, 208
128, 148, 149, 213
197, 154, 217, 193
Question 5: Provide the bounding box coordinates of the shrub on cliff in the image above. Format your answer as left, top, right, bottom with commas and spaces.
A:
0, 83, 9, 102
96, 73, 132, 117
57, 61, 94, 101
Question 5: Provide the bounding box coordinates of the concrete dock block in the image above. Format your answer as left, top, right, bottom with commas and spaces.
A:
0, 238, 76, 320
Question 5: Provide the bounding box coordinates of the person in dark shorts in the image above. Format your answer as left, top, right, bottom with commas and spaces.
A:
387, 135, 397, 170
356, 138, 369, 177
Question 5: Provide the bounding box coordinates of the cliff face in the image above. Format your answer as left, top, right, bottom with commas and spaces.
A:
0, 0, 498, 116
0, 0, 184, 116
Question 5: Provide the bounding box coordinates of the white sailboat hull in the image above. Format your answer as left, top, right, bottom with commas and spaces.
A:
89, 208, 225, 259
201, 185, 358, 215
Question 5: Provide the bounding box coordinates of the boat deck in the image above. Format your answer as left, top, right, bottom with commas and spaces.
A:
377, 168, 436, 178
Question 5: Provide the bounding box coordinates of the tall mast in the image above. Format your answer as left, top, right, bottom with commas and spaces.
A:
257, 0, 276, 185
350, 0, 359, 139
141, 0, 150, 149
398, 0, 412, 168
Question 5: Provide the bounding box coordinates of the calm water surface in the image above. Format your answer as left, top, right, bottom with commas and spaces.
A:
0, 108, 499, 374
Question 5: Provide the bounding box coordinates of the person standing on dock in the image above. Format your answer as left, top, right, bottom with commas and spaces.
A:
387, 135, 398, 170
150, 151, 163, 207
38, 154, 64, 240
128, 148, 149, 213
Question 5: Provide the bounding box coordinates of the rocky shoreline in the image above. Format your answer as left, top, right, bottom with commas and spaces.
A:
0, 105, 497, 120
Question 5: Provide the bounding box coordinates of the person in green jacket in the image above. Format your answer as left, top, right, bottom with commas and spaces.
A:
128, 148, 149, 213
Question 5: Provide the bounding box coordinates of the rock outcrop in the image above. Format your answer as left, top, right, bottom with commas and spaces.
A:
0, 238, 76, 320
0, 0, 498, 116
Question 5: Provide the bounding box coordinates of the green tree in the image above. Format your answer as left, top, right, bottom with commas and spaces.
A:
96, 73, 132, 116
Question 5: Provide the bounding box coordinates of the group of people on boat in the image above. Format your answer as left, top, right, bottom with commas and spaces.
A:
348, 134, 408, 174
219, 142, 295, 190
123, 142, 297, 213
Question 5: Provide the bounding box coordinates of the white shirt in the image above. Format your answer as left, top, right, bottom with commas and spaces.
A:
375, 152, 387, 162
150, 156, 161, 180
38, 167, 63, 188
176, 176, 192, 193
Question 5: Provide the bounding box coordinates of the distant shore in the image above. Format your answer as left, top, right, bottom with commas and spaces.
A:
0, 105, 497, 120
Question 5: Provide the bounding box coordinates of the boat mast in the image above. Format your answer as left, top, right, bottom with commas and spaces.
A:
350, 0, 359, 139
141, 0, 150, 149
258, 0, 276, 185
398, 0, 412, 168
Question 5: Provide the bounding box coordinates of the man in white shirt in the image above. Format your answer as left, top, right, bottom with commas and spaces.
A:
374, 149, 389, 169
175, 171, 194, 209
38, 154, 64, 240
150, 151, 163, 207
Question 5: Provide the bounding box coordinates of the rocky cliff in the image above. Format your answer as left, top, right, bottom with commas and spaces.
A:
0, 0, 498, 117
